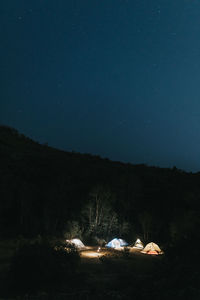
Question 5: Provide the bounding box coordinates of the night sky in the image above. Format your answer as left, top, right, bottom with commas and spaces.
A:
1, 0, 200, 172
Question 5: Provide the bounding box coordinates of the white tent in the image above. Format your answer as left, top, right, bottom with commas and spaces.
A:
133, 238, 144, 249
106, 238, 128, 248
141, 242, 163, 255
66, 238, 85, 249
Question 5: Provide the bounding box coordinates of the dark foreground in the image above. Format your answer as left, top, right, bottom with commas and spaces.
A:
0, 239, 200, 300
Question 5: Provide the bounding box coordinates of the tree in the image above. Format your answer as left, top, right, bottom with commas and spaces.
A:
82, 185, 119, 239
138, 211, 152, 242
63, 221, 83, 240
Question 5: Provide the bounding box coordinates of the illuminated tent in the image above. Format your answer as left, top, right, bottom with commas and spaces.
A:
106, 238, 128, 248
141, 242, 163, 255
133, 238, 144, 249
66, 238, 85, 249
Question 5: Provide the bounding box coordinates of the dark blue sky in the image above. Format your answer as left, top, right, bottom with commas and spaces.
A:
1, 0, 200, 172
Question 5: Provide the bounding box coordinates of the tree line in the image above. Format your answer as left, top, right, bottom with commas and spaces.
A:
0, 125, 200, 250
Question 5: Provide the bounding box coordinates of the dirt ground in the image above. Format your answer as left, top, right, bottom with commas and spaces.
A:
79, 246, 162, 276
0, 242, 164, 299
77, 246, 163, 297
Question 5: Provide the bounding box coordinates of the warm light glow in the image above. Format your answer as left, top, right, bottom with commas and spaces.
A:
148, 250, 158, 255
115, 246, 124, 250
80, 250, 104, 258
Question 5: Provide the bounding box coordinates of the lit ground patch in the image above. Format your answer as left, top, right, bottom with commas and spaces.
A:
80, 247, 106, 263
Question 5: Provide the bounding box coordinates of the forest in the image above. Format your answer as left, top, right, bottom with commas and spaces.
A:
0, 125, 200, 299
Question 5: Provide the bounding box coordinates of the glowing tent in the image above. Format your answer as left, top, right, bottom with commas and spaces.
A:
141, 242, 163, 255
133, 238, 144, 249
106, 238, 128, 248
66, 238, 85, 249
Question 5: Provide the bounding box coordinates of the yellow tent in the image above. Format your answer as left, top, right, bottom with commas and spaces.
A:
141, 242, 163, 255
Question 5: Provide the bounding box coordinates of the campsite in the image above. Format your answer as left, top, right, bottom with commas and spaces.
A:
0, 126, 200, 299
0, 237, 165, 299
2, 0, 200, 298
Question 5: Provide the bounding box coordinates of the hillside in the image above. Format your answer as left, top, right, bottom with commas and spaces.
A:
0, 125, 200, 244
